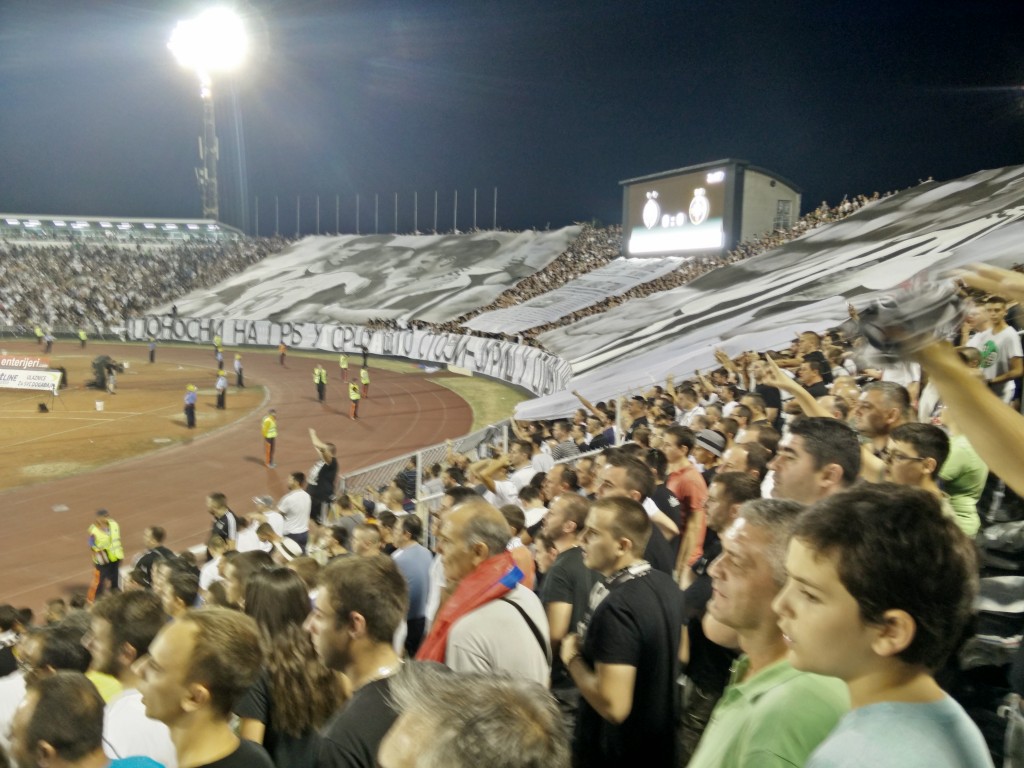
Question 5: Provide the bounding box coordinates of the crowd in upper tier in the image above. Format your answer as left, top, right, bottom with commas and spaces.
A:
0, 237, 290, 331
368, 190, 898, 342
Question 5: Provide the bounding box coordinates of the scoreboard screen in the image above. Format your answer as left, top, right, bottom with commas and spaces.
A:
624, 167, 727, 255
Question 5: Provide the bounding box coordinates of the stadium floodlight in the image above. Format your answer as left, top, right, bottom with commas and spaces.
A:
168, 7, 249, 222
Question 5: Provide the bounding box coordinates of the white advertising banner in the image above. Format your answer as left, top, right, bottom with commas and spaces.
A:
0, 368, 62, 393
463, 256, 685, 333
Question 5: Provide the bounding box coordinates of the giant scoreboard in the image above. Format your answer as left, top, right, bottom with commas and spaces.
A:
620, 159, 801, 256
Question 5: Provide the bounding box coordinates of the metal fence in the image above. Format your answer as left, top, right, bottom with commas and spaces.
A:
339, 420, 510, 501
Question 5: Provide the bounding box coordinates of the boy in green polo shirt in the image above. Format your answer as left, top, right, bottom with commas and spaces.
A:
773, 483, 992, 767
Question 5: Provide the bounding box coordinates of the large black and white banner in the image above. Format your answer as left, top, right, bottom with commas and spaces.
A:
463, 256, 685, 333
515, 165, 1024, 419
154, 228, 580, 325
126, 318, 572, 396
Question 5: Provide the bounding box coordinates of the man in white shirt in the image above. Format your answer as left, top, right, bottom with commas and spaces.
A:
278, 472, 312, 553
236, 496, 285, 553
87, 591, 178, 767
472, 455, 521, 508
977, 295, 1023, 404
508, 440, 538, 491
198, 535, 227, 592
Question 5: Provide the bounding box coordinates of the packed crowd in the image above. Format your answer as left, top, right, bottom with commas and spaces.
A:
0, 237, 290, 331
728, 191, 895, 260
0, 191, 892, 344
3, 265, 1023, 768
365, 191, 897, 342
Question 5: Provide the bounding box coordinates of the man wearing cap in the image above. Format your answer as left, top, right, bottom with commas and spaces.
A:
215, 369, 228, 410
257, 523, 303, 563
692, 429, 726, 485
234, 353, 244, 388
87, 509, 124, 602
183, 384, 197, 429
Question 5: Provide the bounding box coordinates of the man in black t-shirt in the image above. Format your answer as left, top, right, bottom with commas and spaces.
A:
308, 430, 339, 526
624, 396, 649, 440
308, 556, 408, 768
136, 608, 273, 768
796, 359, 829, 398
540, 494, 600, 713
561, 497, 683, 768
207, 493, 238, 548
132, 526, 174, 588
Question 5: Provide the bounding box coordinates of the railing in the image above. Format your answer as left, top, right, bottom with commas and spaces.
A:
339, 420, 510, 501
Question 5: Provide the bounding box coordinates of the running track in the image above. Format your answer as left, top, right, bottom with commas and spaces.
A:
0, 342, 473, 611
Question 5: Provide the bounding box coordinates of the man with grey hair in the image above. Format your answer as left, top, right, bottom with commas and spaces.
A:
377, 663, 569, 768
687, 499, 848, 768
852, 380, 912, 456
416, 500, 550, 685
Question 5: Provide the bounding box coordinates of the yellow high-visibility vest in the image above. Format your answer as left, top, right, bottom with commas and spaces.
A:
88, 520, 124, 564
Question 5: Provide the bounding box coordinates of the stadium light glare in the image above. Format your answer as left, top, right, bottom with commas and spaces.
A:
169, 7, 248, 222
168, 7, 248, 84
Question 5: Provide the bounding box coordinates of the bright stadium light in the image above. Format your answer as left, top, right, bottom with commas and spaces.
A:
169, 7, 249, 222
169, 8, 248, 84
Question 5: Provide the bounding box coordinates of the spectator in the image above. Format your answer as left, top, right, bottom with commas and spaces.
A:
134, 608, 273, 767
87, 591, 176, 767
222, 550, 274, 609
689, 499, 847, 767
10, 671, 160, 768
131, 527, 173, 589
236, 568, 346, 768
390, 516, 433, 657
774, 484, 991, 766
206, 493, 238, 548
279, 473, 313, 553
560, 496, 683, 768
377, 663, 569, 768
767, 417, 861, 505
539, 493, 599, 720
417, 500, 550, 684
307, 556, 407, 768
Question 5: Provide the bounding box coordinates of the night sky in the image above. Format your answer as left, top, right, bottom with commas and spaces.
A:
1, 0, 1022, 235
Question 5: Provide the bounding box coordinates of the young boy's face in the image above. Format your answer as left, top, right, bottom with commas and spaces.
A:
772, 537, 878, 680
883, 439, 931, 487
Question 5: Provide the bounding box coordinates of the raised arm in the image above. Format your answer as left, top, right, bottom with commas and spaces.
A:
571, 389, 603, 419
912, 339, 1024, 497
763, 356, 885, 482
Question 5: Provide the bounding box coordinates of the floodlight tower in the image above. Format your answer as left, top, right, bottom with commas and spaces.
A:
168, 8, 248, 222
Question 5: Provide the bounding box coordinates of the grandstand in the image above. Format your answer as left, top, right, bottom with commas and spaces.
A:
129, 164, 1024, 418
4, 165, 1024, 764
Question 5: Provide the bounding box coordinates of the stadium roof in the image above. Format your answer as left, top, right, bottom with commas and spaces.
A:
0, 214, 243, 241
